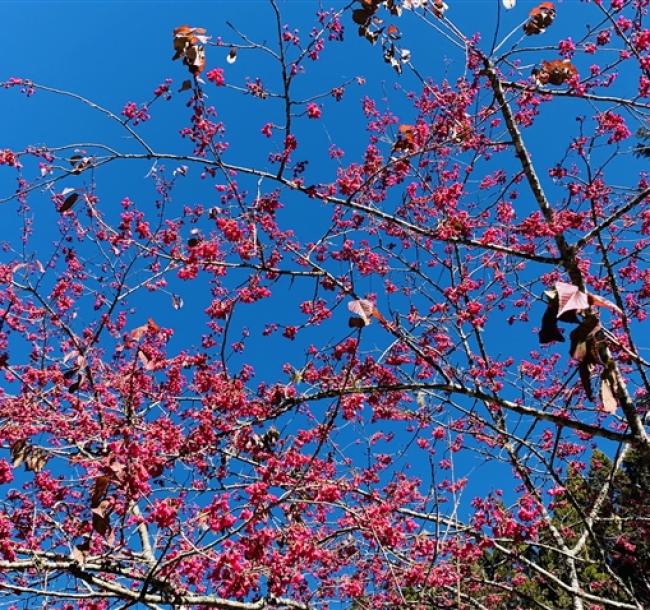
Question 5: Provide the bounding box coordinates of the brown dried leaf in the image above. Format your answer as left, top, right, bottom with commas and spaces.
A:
10, 440, 28, 469
353, 8, 373, 25
138, 349, 155, 371
386, 24, 401, 39
90, 475, 111, 508
71, 543, 88, 566
539, 300, 565, 344
432, 0, 448, 18
69, 155, 91, 175
524, 2, 556, 36
60, 192, 79, 213
600, 376, 618, 414
25, 448, 48, 473
578, 361, 594, 401
348, 299, 375, 326
68, 376, 82, 393
535, 59, 577, 86
91, 503, 111, 537
130, 318, 159, 341
348, 317, 366, 329
569, 317, 600, 361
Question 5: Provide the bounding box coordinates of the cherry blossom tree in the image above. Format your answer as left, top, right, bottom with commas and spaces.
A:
0, 1, 649, 609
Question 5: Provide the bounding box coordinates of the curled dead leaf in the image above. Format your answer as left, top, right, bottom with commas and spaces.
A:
91, 501, 111, 537
173, 25, 209, 75
524, 2, 556, 36
579, 361, 594, 401
432, 0, 448, 18
600, 375, 618, 414
10, 440, 28, 469
348, 299, 375, 326
588, 292, 622, 315
60, 192, 79, 213
538, 299, 565, 344
386, 24, 401, 39
69, 155, 91, 175
90, 475, 111, 508
10, 440, 48, 472
130, 318, 160, 341
569, 317, 600, 361
187, 228, 202, 248
25, 448, 48, 473
393, 124, 416, 152
348, 299, 387, 327
71, 541, 89, 566
534, 59, 577, 86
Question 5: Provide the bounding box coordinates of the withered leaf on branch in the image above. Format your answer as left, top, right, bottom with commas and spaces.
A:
25, 448, 48, 473
68, 376, 82, 393
539, 281, 621, 346
10, 439, 28, 469
555, 281, 589, 317
89, 476, 114, 537
59, 192, 79, 213
533, 59, 577, 86
91, 500, 111, 537
395, 124, 416, 149
524, 2, 556, 35
71, 540, 90, 566
539, 300, 565, 344
69, 155, 92, 175
579, 360, 594, 401
63, 366, 78, 380
545, 281, 621, 319
348, 299, 376, 326
172, 25, 209, 76
172, 294, 184, 310
90, 475, 112, 508
386, 0, 402, 16
130, 318, 160, 341
569, 317, 600, 362
348, 317, 367, 329
386, 24, 401, 39
635, 126, 650, 158
187, 228, 202, 248
360, 27, 381, 44
432, 0, 448, 18
600, 374, 619, 414
11, 440, 49, 472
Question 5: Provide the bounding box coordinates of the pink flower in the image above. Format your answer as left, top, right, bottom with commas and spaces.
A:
261, 122, 273, 138
558, 38, 576, 57
0, 460, 12, 484
306, 102, 322, 119
206, 68, 225, 86
121, 101, 150, 125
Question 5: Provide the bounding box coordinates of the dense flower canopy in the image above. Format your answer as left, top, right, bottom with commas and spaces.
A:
0, 1, 649, 609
